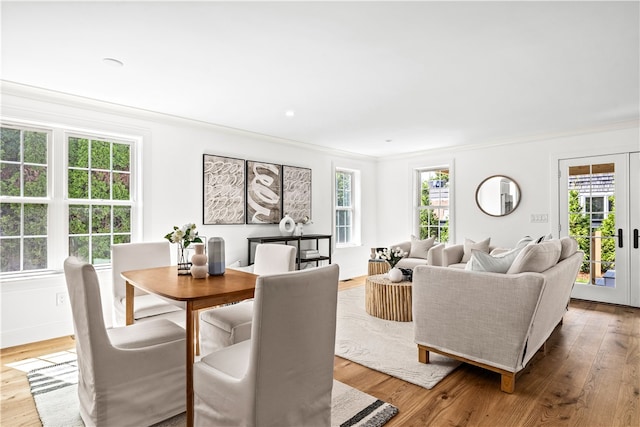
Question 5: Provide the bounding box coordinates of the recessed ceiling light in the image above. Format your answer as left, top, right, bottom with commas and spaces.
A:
285, 110, 295, 117
102, 57, 124, 68
385, 139, 393, 143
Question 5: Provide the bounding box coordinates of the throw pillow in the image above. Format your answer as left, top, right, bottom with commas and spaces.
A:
461, 237, 491, 263
534, 233, 553, 244
515, 236, 534, 249
558, 236, 578, 261
465, 247, 523, 273
507, 239, 562, 274
408, 235, 435, 259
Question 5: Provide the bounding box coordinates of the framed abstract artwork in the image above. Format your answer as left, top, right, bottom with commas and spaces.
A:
203, 154, 245, 224
282, 165, 311, 223
246, 160, 282, 224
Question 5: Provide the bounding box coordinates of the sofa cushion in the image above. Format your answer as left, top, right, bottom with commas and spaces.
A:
461, 237, 491, 263
507, 239, 562, 274
408, 235, 435, 259
559, 236, 578, 261
465, 247, 523, 273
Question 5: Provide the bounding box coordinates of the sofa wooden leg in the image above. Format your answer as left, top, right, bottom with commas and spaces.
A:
501, 373, 515, 393
418, 345, 430, 364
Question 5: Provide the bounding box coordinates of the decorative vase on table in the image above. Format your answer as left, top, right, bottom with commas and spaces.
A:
388, 267, 403, 283
177, 243, 191, 275
190, 243, 208, 279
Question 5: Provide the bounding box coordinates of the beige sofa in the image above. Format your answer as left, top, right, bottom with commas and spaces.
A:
412, 237, 583, 393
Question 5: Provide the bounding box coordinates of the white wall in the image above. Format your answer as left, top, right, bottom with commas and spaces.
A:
376, 126, 639, 249
0, 84, 378, 348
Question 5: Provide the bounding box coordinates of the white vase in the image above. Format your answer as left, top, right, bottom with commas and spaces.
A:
388, 267, 403, 283
190, 243, 208, 279
279, 214, 295, 235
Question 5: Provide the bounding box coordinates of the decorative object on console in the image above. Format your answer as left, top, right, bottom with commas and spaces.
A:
164, 223, 202, 275
203, 154, 246, 225
279, 214, 296, 235
190, 243, 208, 278
475, 175, 521, 217
208, 237, 225, 276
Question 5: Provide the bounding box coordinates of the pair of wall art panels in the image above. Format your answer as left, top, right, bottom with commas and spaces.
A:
202, 154, 311, 225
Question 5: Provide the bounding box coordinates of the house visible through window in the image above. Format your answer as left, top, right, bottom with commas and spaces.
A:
1, 123, 137, 275
416, 167, 450, 242
335, 168, 360, 246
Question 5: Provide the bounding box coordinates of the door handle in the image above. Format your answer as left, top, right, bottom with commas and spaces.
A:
618, 229, 623, 248
634, 229, 639, 249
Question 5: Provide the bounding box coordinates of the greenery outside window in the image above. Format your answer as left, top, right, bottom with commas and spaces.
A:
1, 126, 50, 273
1, 123, 137, 275
67, 135, 132, 265
416, 167, 449, 242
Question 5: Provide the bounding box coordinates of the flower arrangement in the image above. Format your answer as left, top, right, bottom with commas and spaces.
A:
376, 246, 407, 268
164, 223, 202, 248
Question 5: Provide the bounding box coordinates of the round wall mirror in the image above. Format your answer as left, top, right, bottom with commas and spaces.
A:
475, 175, 521, 217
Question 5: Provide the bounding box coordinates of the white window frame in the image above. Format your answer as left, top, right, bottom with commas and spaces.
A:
1, 120, 141, 279
413, 163, 453, 243
334, 166, 361, 248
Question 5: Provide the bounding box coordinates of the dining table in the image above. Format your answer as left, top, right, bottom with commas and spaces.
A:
121, 266, 258, 427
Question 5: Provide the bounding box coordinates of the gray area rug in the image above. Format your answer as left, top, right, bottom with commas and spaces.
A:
336, 286, 460, 389
27, 358, 398, 427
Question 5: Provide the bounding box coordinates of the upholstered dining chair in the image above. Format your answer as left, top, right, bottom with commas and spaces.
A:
193, 263, 340, 427
111, 241, 184, 327
198, 243, 297, 354
63, 257, 186, 427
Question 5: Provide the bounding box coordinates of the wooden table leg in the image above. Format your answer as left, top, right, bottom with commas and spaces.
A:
125, 281, 134, 325
186, 301, 194, 427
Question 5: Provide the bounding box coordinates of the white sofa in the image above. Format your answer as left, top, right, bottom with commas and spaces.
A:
412, 237, 583, 392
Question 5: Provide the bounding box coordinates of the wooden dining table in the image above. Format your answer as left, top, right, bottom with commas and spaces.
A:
121, 266, 258, 427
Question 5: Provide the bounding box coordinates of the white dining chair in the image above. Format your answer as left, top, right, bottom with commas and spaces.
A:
111, 241, 184, 327
198, 243, 296, 354
193, 264, 340, 427
63, 257, 186, 427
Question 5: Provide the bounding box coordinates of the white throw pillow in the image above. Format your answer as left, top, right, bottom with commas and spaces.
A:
507, 239, 562, 274
465, 247, 522, 273
461, 237, 491, 263
408, 235, 435, 259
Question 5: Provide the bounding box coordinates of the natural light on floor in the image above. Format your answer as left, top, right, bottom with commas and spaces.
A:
5, 349, 76, 373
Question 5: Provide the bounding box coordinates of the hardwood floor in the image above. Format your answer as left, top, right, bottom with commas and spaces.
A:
2, 276, 638, 427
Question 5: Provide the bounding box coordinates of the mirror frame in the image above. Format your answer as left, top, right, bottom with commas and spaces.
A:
475, 175, 521, 217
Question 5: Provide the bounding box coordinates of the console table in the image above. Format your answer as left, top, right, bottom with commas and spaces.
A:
247, 234, 332, 270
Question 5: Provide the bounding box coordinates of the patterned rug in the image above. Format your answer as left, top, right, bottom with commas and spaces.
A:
336, 286, 460, 389
27, 358, 397, 427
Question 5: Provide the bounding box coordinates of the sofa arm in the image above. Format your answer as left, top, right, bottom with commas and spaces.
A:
412, 265, 545, 373
426, 243, 445, 266
442, 244, 464, 266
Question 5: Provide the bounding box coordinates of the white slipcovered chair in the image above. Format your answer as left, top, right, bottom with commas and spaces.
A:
63, 257, 186, 427
199, 243, 297, 354
111, 241, 184, 327
193, 263, 340, 427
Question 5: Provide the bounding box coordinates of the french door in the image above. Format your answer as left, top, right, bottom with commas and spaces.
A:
559, 153, 639, 307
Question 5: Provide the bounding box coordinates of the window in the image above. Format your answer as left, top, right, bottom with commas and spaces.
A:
1, 126, 50, 273
416, 167, 449, 242
335, 168, 359, 246
67, 135, 133, 265
0, 123, 137, 275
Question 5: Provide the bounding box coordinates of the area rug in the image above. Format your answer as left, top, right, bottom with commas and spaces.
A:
335, 286, 460, 389
27, 358, 398, 427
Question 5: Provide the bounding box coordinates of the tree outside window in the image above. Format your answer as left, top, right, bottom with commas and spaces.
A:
417, 168, 449, 243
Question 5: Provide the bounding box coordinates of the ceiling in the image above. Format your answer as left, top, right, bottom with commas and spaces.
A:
1, 1, 638, 157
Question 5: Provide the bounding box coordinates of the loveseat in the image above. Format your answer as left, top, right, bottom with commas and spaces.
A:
412, 236, 583, 393
372, 236, 444, 272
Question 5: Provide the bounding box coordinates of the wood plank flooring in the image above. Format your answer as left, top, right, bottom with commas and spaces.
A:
2, 276, 638, 427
